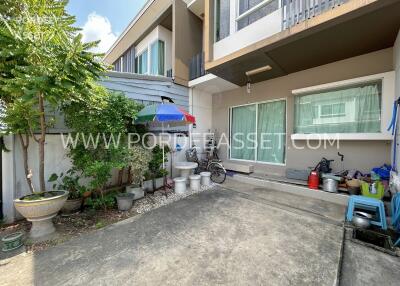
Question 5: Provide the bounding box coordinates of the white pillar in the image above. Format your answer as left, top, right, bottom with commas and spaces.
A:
2, 135, 16, 223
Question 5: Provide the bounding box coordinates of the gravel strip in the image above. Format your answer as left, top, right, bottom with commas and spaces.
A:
133, 183, 216, 214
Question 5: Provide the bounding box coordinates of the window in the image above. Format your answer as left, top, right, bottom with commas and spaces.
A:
150, 40, 165, 76
215, 0, 230, 42
294, 81, 382, 134
230, 100, 286, 164
135, 49, 148, 75
237, 0, 279, 30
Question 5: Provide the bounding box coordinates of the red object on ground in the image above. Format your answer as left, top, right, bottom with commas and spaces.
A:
308, 171, 319, 189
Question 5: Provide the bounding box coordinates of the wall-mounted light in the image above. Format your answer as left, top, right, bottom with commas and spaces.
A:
245, 65, 272, 77
245, 65, 272, 94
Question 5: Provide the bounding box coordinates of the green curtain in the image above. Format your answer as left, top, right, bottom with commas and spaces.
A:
150, 42, 158, 75
139, 50, 148, 74
295, 81, 381, 133
257, 100, 286, 164
150, 40, 165, 76
231, 105, 256, 161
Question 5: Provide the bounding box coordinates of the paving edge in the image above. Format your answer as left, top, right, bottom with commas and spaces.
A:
230, 174, 349, 206
336, 227, 346, 286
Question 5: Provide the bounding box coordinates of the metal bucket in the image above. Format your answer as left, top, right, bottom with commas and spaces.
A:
323, 178, 338, 193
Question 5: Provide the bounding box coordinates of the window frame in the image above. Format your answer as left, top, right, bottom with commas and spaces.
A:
149, 39, 166, 76
291, 72, 395, 141
235, 0, 277, 30
229, 98, 287, 166
135, 48, 149, 75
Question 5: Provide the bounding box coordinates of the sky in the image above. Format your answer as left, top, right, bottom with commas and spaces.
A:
66, 0, 148, 53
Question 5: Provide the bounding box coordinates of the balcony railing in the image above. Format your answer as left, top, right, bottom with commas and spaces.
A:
282, 0, 348, 29
189, 52, 207, 81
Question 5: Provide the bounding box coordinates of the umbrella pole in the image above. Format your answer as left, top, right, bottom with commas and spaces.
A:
162, 123, 167, 196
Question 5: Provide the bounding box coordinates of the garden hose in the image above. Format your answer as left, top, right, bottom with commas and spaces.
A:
392, 193, 400, 246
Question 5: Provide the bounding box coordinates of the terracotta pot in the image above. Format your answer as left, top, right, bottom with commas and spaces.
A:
83, 191, 92, 198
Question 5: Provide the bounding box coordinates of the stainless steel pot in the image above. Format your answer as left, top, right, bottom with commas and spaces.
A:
352, 211, 372, 229
323, 178, 338, 193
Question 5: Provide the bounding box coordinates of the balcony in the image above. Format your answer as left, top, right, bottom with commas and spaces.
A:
206, 0, 400, 86
213, 0, 348, 61
282, 0, 348, 29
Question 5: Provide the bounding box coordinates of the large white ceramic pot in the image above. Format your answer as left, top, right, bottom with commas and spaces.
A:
14, 191, 69, 239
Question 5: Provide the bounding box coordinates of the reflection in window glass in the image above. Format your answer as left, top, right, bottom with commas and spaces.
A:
295, 81, 382, 134
215, 0, 230, 42
237, 0, 279, 30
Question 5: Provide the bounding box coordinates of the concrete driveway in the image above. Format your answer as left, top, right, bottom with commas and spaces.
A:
1, 183, 346, 285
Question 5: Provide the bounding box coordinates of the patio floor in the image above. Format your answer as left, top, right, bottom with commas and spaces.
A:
0, 180, 398, 285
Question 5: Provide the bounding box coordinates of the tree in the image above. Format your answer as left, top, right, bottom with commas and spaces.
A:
63, 89, 143, 192
0, 0, 107, 193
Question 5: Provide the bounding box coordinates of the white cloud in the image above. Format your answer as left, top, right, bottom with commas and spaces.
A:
80, 12, 118, 54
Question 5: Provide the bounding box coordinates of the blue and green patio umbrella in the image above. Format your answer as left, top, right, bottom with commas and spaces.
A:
135, 103, 196, 169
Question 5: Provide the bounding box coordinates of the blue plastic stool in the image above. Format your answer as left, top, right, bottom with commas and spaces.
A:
346, 195, 387, 230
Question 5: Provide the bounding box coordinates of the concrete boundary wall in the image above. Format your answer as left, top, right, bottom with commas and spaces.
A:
1, 134, 190, 223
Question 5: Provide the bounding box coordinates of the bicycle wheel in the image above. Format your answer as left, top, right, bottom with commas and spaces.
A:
209, 163, 226, 184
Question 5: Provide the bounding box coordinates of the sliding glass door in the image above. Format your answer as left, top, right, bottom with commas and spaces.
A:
231, 104, 257, 161
257, 100, 286, 164
230, 100, 286, 164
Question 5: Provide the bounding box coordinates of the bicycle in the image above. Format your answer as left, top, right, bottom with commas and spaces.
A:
185, 147, 227, 184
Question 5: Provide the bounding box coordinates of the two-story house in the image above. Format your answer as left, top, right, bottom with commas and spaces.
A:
105, 0, 400, 181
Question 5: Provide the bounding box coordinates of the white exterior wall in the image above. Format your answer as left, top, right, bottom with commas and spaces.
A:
136, 25, 173, 76
189, 88, 213, 153
2, 135, 73, 222
214, 7, 282, 60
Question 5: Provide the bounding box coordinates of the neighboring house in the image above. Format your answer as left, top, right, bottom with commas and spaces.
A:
104, 0, 203, 87
105, 0, 400, 175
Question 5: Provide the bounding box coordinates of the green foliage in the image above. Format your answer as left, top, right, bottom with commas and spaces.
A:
147, 145, 170, 179
85, 192, 117, 210
0, 0, 108, 192
0, 0, 107, 123
63, 91, 143, 191
48, 169, 86, 200
128, 144, 152, 186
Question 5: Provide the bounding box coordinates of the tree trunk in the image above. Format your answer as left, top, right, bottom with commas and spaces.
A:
117, 168, 124, 186
18, 134, 35, 193
38, 93, 46, 192
127, 166, 132, 184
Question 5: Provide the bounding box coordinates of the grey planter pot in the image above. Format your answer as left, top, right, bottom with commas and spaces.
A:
154, 177, 164, 189
126, 185, 145, 200
61, 198, 82, 214
14, 190, 69, 240
2, 232, 23, 252
116, 193, 135, 211
142, 180, 154, 193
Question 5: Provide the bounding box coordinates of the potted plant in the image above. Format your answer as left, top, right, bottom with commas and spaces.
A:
126, 145, 152, 199
115, 192, 135, 211
0, 1, 107, 239
142, 171, 154, 193
48, 170, 86, 214
148, 145, 170, 190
